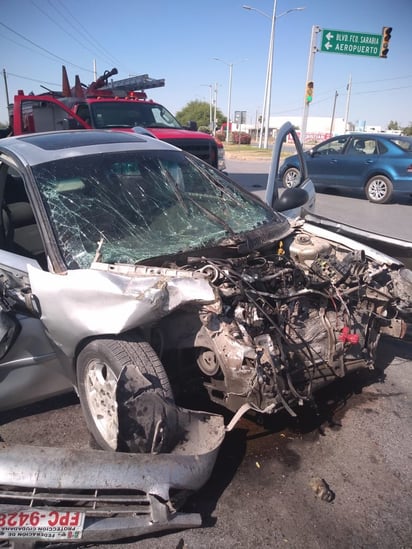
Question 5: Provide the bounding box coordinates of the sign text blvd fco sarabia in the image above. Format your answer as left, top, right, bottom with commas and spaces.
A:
321, 29, 382, 57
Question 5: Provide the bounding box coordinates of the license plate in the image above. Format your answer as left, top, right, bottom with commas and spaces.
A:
0, 509, 85, 540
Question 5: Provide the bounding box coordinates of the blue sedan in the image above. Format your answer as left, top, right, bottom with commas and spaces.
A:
280, 132, 412, 204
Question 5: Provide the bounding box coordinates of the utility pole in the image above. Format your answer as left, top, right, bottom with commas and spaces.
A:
301, 25, 320, 145
2, 68, 10, 107
329, 91, 338, 136
343, 74, 352, 132
261, 0, 277, 149
213, 82, 218, 134
208, 85, 212, 131
202, 84, 214, 132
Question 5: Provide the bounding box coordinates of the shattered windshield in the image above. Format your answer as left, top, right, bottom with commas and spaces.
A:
90, 102, 182, 129
32, 150, 287, 268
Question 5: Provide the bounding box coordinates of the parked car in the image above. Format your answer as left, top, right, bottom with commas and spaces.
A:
280, 132, 412, 204
0, 125, 411, 543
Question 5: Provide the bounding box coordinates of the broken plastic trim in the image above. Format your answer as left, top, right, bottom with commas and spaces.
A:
0, 410, 225, 543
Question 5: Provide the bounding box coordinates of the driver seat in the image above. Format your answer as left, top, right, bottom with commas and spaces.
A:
3, 174, 43, 257
353, 139, 365, 154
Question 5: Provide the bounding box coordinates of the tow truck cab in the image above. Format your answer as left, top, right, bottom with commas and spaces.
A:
8, 68, 225, 170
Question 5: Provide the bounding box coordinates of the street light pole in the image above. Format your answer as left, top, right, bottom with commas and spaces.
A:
213, 82, 218, 134
227, 63, 233, 142
213, 58, 233, 143
201, 84, 213, 132
263, 0, 277, 149
243, 3, 305, 148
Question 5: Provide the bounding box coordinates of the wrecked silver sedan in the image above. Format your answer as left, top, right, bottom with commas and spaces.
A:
1, 128, 412, 438
0, 127, 411, 542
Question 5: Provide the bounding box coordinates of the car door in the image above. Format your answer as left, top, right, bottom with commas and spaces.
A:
0, 163, 73, 410
306, 135, 350, 186
265, 121, 316, 217
336, 136, 379, 189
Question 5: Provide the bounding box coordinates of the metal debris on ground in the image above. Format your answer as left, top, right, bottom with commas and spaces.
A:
309, 477, 335, 502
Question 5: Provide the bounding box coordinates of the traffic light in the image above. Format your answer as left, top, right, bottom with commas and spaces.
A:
380, 26, 392, 58
305, 81, 314, 104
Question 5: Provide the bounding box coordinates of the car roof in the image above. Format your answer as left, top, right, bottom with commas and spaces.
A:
342, 132, 411, 140
0, 130, 180, 166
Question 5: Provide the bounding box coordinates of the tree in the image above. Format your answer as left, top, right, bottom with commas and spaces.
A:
402, 122, 412, 136
388, 120, 400, 130
175, 100, 225, 130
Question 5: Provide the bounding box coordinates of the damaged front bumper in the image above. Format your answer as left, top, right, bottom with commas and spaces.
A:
0, 410, 225, 544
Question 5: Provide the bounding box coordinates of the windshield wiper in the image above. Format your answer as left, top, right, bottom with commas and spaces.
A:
146, 123, 170, 129
93, 236, 105, 263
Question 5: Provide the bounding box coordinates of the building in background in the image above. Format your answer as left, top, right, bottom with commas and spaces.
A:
231, 115, 387, 144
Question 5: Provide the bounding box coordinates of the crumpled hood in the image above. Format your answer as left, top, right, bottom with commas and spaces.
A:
28, 263, 217, 357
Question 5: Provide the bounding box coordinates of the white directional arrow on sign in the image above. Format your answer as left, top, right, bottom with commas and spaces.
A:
321, 28, 383, 58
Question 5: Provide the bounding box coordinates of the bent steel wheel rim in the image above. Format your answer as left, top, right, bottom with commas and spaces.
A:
369, 179, 387, 201
84, 359, 119, 449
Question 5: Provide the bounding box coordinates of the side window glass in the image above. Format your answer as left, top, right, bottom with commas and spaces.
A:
349, 138, 377, 155
1, 167, 45, 262
20, 100, 84, 133
363, 139, 378, 155
76, 104, 92, 125
316, 137, 347, 155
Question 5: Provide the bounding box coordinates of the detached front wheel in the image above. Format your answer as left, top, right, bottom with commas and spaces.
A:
365, 175, 393, 204
77, 335, 173, 451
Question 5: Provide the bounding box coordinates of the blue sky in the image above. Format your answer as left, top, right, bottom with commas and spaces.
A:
1, 0, 411, 129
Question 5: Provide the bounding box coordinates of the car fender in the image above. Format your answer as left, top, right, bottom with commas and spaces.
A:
27, 263, 217, 358
360, 166, 394, 188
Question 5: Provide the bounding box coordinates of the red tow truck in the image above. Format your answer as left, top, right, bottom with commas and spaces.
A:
7, 66, 225, 170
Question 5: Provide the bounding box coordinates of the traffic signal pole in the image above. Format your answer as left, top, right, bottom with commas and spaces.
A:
301, 25, 320, 145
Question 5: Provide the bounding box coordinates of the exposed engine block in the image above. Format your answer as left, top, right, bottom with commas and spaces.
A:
187, 230, 407, 418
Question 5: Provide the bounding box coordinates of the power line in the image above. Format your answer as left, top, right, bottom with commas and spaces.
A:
49, 0, 128, 72
272, 81, 411, 117
353, 84, 412, 95
0, 21, 93, 73
6, 71, 59, 87
355, 74, 412, 85
30, 0, 105, 67
0, 31, 63, 65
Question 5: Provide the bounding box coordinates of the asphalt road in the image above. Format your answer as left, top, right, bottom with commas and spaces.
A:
0, 158, 411, 549
1, 336, 411, 549
226, 158, 412, 242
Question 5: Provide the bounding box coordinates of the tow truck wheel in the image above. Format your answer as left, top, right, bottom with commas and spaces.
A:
77, 335, 173, 451
282, 167, 301, 188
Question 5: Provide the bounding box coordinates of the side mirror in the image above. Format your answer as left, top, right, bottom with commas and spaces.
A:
62, 118, 84, 130
187, 120, 198, 131
272, 187, 309, 212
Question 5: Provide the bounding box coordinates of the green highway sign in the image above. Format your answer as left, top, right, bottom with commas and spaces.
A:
321, 29, 383, 57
